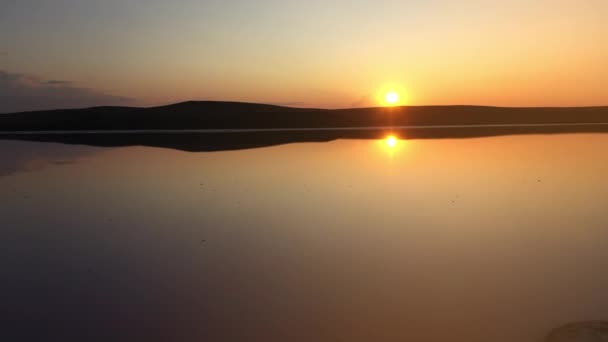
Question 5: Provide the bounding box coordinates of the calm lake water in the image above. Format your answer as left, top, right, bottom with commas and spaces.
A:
2, 133, 608, 342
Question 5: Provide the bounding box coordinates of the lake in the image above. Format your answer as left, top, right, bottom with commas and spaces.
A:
2, 133, 608, 341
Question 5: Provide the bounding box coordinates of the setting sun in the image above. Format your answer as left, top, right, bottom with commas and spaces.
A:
385, 92, 400, 105
377, 85, 408, 106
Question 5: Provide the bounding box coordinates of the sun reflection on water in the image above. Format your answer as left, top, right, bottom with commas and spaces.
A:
386, 135, 398, 148
379, 134, 405, 159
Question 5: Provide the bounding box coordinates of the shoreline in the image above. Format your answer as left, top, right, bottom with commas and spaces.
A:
2, 122, 608, 135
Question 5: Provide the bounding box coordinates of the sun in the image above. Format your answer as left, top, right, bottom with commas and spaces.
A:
376, 84, 408, 106
385, 91, 400, 105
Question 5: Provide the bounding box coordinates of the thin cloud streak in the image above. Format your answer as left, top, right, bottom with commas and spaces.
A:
0, 70, 135, 113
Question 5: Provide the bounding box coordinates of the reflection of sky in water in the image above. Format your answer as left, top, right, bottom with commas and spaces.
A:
2, 134, 608, 342
0, 141, 102, 177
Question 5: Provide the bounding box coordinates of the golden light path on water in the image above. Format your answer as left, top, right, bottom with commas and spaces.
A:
385, 135, 398, 148
378, 134, 407, 164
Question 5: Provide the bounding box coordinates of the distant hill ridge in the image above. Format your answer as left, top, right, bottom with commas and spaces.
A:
1, 101, 608, 131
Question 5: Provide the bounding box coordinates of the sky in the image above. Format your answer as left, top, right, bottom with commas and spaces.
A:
1, 0, 607, 112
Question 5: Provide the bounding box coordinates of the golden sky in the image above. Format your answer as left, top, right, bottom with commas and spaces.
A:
1, 0, 607, 110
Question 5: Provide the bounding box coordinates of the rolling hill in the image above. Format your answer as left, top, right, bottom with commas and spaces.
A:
1, 101, 608, 131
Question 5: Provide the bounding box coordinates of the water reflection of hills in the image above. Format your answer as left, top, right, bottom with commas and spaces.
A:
2, 124, 608, 152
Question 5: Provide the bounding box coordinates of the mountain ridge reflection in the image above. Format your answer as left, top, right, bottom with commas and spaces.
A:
2, 124, 608, 152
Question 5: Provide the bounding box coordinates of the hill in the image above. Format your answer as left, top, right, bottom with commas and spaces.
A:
1, 101, 608, 131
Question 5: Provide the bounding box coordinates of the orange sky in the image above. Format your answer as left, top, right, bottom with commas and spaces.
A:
1, 0, 607, 110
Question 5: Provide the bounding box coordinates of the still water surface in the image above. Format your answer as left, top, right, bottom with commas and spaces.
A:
2, 134, 608, 341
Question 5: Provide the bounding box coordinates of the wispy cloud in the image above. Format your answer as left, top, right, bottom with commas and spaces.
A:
42, 80, 73, 85
0, 70, 135, 113
350, 94, 373, 108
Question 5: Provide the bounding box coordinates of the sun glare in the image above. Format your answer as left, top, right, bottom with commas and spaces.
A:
377, 86, 407, 106
385, 91, 400, 105
385, 135, 398, 148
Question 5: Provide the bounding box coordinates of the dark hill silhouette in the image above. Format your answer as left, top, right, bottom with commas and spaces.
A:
1, 101, 608, 151
2, 101, 608, 131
